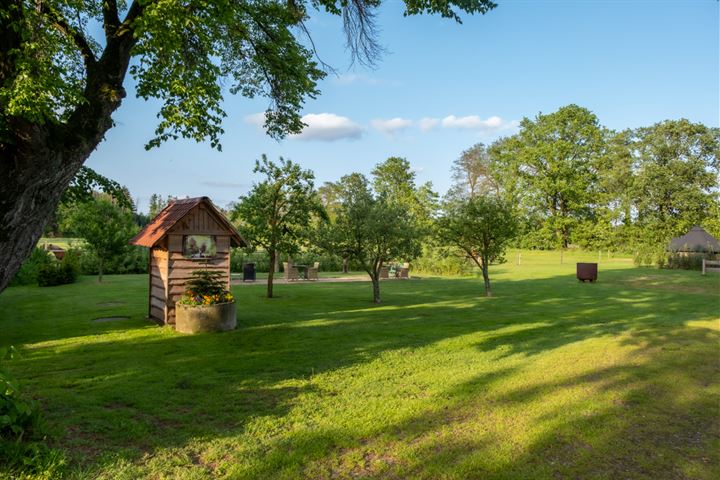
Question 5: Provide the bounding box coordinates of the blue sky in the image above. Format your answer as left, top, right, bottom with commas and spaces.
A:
87, 0, 719, 213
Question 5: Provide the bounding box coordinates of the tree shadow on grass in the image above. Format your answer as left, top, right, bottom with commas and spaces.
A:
2, 270, 719, 477
227, 325, 719, 479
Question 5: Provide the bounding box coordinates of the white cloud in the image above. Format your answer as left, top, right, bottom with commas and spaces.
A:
245, 112, 363, 141
292, 113, 363, 141
418, 117, 440, 132
440, 115, 518, 133
244, 112, 266, 127
371, 117, 413, 135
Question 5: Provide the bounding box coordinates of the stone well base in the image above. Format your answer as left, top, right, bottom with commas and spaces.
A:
175, 301, 237, 334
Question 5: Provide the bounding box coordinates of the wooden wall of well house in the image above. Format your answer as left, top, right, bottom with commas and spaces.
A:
148, 204, 232, 325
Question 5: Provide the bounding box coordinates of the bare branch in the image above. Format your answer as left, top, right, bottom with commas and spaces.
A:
342, 0, 386, 69
297, 19, 337, 75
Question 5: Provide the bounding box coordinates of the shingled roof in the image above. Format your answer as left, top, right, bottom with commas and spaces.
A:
668, 226, 720, 253
129, 197, 247, 248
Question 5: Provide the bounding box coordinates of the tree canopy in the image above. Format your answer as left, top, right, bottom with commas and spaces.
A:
63, 196, 137, 282
436, 195, 517, 296
232, 155, 324, 298
318, 172, 422, 303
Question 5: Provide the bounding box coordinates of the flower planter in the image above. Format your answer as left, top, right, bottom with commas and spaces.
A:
175, 301, 237, 334
576, 262, 598, 282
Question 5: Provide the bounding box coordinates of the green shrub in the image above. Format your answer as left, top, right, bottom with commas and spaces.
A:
230, 250, 272, 273
230, 249, 345, 273
9, 249, 54, 286
37, 257, 78, 287
633, 245, 666, 268
412, 245, 470, 276
666, 252, 716, 270
287, 252, 345, 272
74, 245, 147, 275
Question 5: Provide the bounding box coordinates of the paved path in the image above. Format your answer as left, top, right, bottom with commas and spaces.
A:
231, 276, 416, 285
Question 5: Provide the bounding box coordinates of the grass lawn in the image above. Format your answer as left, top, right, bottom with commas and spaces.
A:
37, 237, 85, 250
1, 254, 719, 479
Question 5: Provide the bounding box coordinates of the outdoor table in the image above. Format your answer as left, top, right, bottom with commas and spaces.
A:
294, 264, 308, 280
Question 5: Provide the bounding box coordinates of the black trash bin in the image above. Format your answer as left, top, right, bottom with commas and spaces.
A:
243, 262, 256, 282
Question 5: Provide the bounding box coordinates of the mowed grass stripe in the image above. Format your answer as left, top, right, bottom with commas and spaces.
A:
1, 256, 718, 479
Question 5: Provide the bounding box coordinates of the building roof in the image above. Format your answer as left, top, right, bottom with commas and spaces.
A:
129, 196, 248, 248
668, 226, 720, 253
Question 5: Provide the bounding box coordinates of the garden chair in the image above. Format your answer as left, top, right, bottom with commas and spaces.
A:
398, 267, 409, 279
287, 266, 300, 281
306, 267, 319, 280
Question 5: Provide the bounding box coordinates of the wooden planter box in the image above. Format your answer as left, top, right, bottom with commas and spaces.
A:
175, 301, 237, 334
576, 262, 598, 282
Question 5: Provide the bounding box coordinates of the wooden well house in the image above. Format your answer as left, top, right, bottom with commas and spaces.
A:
130, 197, 247, 325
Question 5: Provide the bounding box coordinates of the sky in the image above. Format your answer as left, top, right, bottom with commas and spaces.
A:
86, 0, 720, 213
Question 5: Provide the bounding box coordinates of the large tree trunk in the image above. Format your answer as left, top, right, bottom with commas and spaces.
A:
0, 5, 137, 292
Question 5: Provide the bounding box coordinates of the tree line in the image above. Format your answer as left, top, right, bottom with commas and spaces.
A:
19, 104, 719, 302
450, 105, 719, 254
231, 105, 718, 303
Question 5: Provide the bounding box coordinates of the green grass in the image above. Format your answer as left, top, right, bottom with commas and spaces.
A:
37, 237, 85, 250
1, 254, 719, 479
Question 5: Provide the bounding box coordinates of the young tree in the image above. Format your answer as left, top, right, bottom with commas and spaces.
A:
0, 1, 497, 292
64, 197, 137, 282
232, 156, 324, 298
319, 173, 421, 304
436, 196, 517, 297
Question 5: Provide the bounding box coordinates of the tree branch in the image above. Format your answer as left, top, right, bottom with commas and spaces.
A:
102, 0, 121, 39
39, 2, 96, 69
121, 0, 145, 29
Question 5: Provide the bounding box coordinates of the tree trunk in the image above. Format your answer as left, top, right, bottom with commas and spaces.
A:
267, 249, 275, 298
0, 3, 137, 293
0, 146, 91, 291
98, 258, 104, 283
342, 256, 349, 273
371, 273, 381, 304
481, 259, 492, 297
